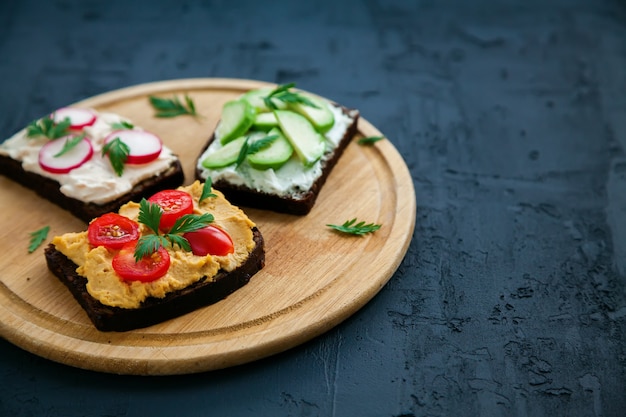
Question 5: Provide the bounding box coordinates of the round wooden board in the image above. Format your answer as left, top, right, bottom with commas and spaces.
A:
0, 78, 416, 375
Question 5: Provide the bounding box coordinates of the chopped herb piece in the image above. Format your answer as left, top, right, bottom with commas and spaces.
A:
28, 226, 50, 253
148, 94, 199, 118
53, 133, 87, 157
263, 83, 319, 110
101, 137, 130, 176
327, 218, 381, 236
358, 136, 385, 145
236, 134, 279, 168
199, 178, 217, 202
110, 120, 134, 130
26, 116, 71, 140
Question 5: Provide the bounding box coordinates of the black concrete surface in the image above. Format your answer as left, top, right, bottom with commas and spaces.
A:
1, 0, 625, 416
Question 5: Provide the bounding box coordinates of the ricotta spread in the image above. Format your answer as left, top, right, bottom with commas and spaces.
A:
51, 181, 256, 309
0, 109, 179, 204
196, 103, 355, 197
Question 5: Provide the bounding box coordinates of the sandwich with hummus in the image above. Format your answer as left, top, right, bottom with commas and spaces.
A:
0, 107, 184, 222
44, 181, 265, 331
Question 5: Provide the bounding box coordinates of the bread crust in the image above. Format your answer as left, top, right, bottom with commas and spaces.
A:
44, 227, 265, 332
0, 154, 185, 223
195, 105, 359, 215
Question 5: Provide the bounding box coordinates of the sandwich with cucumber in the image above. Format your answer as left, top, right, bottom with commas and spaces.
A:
195, 83, 359, 215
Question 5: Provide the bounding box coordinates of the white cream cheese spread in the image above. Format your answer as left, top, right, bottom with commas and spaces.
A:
196, 103, 354, 197
0, 110, 178, 204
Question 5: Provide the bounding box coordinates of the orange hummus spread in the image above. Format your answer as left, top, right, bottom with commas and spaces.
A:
51, 181, 256, 309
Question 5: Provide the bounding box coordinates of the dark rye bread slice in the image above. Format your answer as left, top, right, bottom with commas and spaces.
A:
0, 154, 184, 223
195, 105, 360, 215
44, 227, 264, 332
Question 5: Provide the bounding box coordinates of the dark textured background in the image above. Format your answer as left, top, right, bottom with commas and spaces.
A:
1, 0, 625, 416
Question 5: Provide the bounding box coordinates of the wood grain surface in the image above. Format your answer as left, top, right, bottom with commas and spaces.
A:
0, 78, 416, 375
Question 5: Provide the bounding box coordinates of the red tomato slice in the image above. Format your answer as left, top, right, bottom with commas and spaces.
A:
147, 190, 194, 230
87, 213, 139, 250
112, 242, 170, 282
183, 225, 235, 256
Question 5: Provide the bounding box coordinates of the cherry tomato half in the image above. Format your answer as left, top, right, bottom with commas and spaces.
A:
183, 225, 235, 256
87, 213, 140, 250
148, 190, 194, 230
112, 242, 170, 282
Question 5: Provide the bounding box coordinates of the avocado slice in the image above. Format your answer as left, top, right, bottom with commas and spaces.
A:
201, 136, 246, 169
216, 100, 256, 144
247, 128, 294, 170
274, 110, 325, 167
290, 94, 334, 133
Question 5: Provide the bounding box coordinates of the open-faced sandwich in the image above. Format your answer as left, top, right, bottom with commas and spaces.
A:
195, 83, 359, 215
44, 181, 264, 331
0, 107, 184, 222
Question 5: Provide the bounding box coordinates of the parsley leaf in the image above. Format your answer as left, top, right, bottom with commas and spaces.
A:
101, 137, 130, 176
263, 83, 319, 110
199, 178, 217, 202
135, 234, 169, 261
28, 226, 50, 253
327, 218, 381, 236
110, 120, 134, 130
236, 134, 279, 168
53, 133, 87, 157
149, 94, 199, 118
169, 212, 214, 235
358, 136, 385, 145
26, 116, 71, 140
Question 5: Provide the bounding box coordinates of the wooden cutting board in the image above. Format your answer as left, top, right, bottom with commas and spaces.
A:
0, 78, 416, 375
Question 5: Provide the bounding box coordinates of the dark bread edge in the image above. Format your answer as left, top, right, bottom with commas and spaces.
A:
195, 105, 360, 215
0, 154, 185, 223
44, 227, 265, 332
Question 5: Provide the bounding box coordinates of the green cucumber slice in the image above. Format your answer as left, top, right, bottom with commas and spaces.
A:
201, 136, 246, 169
290, 94, 335, 133
274, 110, 325, 167
241, 88, 286, 112
247, 128, 294, 170
216, 100, 256, 144
253, 112, 278, 131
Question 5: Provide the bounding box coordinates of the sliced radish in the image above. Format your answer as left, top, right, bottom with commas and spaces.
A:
51, 107, 97, 130
103, 130, 163, 165
39, 135, 93, 174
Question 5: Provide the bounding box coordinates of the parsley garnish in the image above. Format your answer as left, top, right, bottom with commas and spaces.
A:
53, 133, 87, 157
134, 199, 214, 261
149, 94, 198, 118
236, 134, 279, 168
263, 83, 319, 110
200, 178, 217, 202
327, 218, 381, 236
358, 136, 385, 145
110, 120, 134, 130
101, 137, 130, 176
26, 116, 71, 140
28, 226, 50, 253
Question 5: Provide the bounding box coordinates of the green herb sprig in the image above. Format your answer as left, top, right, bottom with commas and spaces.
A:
28, 226, 50, 253
327, 218, 381, 236
149, 94, 198, 118
199, 178, 217, 203
53, 133, 87, 157
26, 116, 71, 140
358, 136, 385, 145
110, 120, 134, 130
235, 134, 279, 168
101, 137, 130, 176
263, 83, 319, 110
134, 199, 214, 261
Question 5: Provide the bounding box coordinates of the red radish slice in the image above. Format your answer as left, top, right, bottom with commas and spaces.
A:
39, 135, 93, 174
51, 107, 97, 129
103, 130, 163, 164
